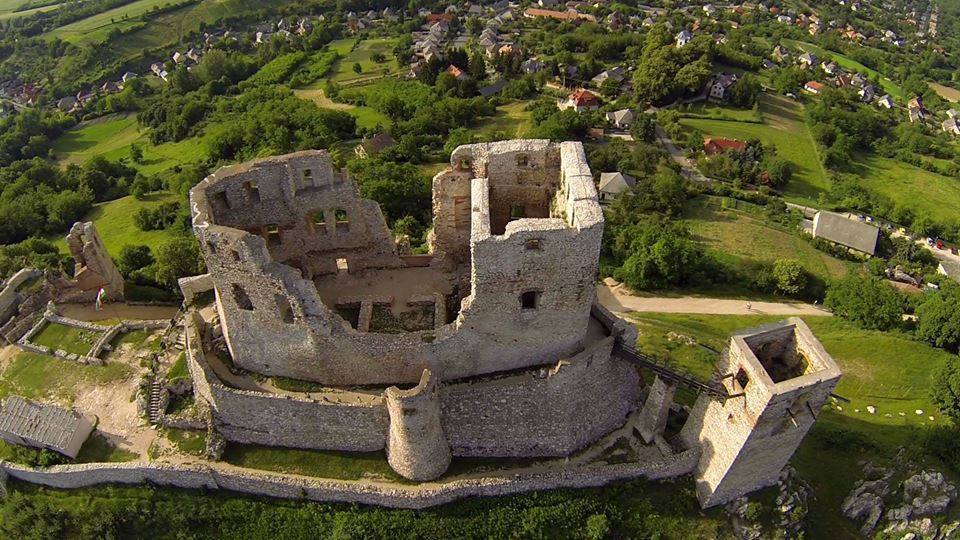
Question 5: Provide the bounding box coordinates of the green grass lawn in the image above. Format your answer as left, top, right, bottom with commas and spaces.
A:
0, 352, 132, 404
292, 88, 390, 130
29, 322, 102, 356
684, 197, 852, 287
327, 37, 402, 85
222, 443, 407, 482
51, 113, 207, 175
163, 428, 206, 456
474, 101, 533, 139
677, 101, 762, 123
680, 94, 830, 205
784, 40, 904, 100
51, 192, 181, 257
851, 155, 960, 225
46, 0, 195, 45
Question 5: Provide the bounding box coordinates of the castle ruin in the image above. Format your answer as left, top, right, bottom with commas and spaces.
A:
184, 141, 840, 507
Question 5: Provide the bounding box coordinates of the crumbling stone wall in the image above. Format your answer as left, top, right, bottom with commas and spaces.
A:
190, 143, 604, 385
50, 222, 124, 303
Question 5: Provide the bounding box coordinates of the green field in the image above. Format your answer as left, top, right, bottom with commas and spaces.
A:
52, 192, 181, 257
30, 322, 101, 356
851, 155, 960, 225
222, 444, 406, 482
684, 197, 852, 287
475, 101, 533, 139
326, 37, 403, 85
677, 100, 762, 123
0, 0, 61, 21
0, 352, 131, 404
680, 94, 830, 205
293, 88, 390, 130
784, 40, 905, 100
103, 0, 236, 57
51, 114, 207, 175
46, 0, 197, 44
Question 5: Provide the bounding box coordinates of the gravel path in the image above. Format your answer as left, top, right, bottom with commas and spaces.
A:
597, 279, 832, 316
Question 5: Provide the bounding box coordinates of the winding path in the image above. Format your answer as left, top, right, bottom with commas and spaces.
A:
597, 279, 832, 317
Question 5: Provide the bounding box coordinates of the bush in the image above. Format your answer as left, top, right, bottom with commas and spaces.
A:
133, 202, 180, 231
117, 245, 154, 277
931, 355, 960, 421
824, 274, 903, 330
772, 258, 808, 296
921, 425, 960, 473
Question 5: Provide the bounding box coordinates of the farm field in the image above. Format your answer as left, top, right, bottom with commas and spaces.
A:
784, 40, 905, 100
680, 94, 830, 205
929, 81, 960, 103
103, 0, 237, 57
51, 192, 181, 257
46, 0, 196, 45
683, 196, 852, 288
627, 312, 957, 537
852, 154, 960, 224
51, 113, 207, 175
0, 0, 61, 21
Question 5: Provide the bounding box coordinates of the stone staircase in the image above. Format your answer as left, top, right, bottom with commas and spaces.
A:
147, 380, 165, 424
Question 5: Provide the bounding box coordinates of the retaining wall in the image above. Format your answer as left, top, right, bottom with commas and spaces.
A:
0, 446, 699, 509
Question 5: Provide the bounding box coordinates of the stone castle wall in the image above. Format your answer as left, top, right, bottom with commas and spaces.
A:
190, 144, 604, 386
385, 370, 451, 481
0, 445, 699, 509
186, 313, 639, 465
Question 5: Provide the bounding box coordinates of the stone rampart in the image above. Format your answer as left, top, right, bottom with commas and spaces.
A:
0, 446, 699, 509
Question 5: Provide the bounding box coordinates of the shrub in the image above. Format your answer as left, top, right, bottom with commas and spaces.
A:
824, 274, 903, 330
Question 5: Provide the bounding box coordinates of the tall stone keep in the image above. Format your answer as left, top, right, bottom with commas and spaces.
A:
680, 318, 841, 508
385, 369, 451, 481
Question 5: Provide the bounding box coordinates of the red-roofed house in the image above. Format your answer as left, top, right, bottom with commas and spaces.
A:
558, 88, 600, 112
804, 80, 825, 94
703, 138, 746, 156
445, 65, 468, 80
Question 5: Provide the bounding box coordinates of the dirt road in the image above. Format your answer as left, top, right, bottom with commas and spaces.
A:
597, 279, 832, 316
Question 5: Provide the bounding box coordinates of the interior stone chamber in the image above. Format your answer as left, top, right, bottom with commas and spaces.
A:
187, 141, 839, 496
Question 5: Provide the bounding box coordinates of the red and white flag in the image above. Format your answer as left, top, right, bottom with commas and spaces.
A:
95, 288, 106, 311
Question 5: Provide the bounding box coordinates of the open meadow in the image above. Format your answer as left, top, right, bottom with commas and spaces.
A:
0, 0, 61, 21
51, 113, 207, 175
46, 0, 196, 45
51, 192, 181, 257
852, 154, 960, 224
680, 94, 830, 205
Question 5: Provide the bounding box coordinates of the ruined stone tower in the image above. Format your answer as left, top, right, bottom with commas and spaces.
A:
385, 369, 451, 481
50, 221, 124, 303
680, 318, 841, 507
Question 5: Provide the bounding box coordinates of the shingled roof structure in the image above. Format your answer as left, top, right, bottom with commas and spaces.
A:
0, 396, 94, 458
812, 211, 879, 255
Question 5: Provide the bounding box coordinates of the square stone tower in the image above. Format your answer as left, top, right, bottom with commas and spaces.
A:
680, 318, 841, 508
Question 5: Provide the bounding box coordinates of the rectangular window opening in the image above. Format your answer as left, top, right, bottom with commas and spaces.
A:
334, 208, 350, 231
516, 153, 529, 166
308, 210, 327, 234
520, 290, 539, 310
232, 284, 254, 311
525, 238, 541, 251
735, 367, 750, 391
510, 204, 525, 220
336, 258, 349, 273
243, 181, 260, 202
276, 294, 295, 323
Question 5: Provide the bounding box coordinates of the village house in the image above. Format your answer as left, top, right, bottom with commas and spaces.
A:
590, 66, 625, 88
558, 88, 600, 112
709, 73, 738, 100
772, 45, 790, 62
937, 260, 960, 284
354, 133, 397, 158
605, 109, 635, 129
804, 80, 825, 94
877, 94, 894, 108
798, 52, 818, 68
598, 172, 636, 202
521, 57, 544, 74
675, 29, 693, 47
942, 118, 960, 136
821, 61, 837, 75
703, 137, 746, 156
811, 211, 879, 255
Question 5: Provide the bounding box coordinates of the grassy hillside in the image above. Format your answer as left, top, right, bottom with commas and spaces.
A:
684, 196, 852, 286
51, 113, 206, 175
0, 0, 61, 21
47, 0, 198, 44
475, 101, 533, 139
52, 192, 181, 256
852, 155, 960, 224
327, 37, 403, 85
679, 94, 830, 205
293, 88, 390, 130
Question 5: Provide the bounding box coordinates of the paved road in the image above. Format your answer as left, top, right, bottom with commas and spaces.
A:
596, 279, 832, 316
654, 126, 712, 183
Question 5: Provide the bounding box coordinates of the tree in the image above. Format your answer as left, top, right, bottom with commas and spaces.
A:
932, 355, 960, 421
352, 62, 362, 74
824, 274, 903, 330
674, 58, 713, 94
631, 114, 656, 143
727, 73, 761, 107
117, 244, 154, 277
772, 259, 808, 296
915, 286, 960, 351
129, 144, 144, 164
371, 52, 386, 63
154, 236, 205, 286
